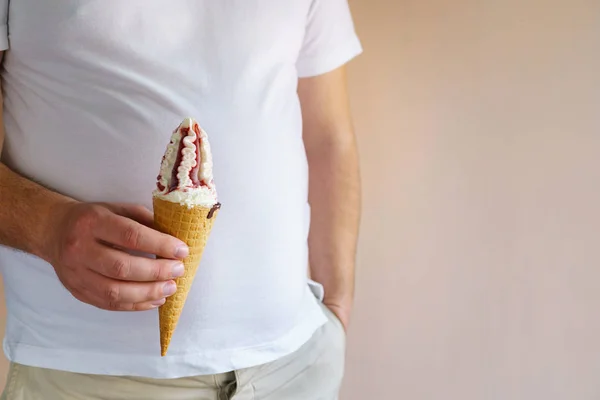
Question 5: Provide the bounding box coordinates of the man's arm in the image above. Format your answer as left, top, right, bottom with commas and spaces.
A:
0, 49, 75, 261
299, 66, 361, 331
0, 69, 73, 259
0, 52, 187, 311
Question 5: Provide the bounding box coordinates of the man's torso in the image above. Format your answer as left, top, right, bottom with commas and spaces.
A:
0, 0, 328, 378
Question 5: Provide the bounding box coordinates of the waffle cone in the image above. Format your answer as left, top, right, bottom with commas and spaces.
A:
152, 196, 219, 356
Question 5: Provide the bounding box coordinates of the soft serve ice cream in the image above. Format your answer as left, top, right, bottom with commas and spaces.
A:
153, 117, 218, 209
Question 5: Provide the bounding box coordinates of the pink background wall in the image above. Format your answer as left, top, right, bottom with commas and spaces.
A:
2, 1, 600, 399
341, 0, 600, 399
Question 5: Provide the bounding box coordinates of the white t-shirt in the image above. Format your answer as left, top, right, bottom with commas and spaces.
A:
0, 1, 362, 378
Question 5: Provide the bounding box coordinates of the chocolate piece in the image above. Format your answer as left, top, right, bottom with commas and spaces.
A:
207, 203, 221, 219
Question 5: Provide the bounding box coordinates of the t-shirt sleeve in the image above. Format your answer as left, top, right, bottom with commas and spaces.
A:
296, 0, 363, 78
0, 0, 8, 51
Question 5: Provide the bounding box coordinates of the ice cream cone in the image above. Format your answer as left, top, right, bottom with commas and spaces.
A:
152, 196, 220, 356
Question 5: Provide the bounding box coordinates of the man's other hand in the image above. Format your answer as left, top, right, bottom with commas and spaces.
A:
325, 302, 351, 333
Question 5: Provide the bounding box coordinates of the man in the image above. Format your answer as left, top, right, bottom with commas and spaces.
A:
0, 1, 361, 399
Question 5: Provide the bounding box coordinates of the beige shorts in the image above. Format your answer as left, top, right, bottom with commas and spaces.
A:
1, 303, 346, 400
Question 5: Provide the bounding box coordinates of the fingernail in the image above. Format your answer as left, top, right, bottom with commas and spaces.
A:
152, 298, 166, 307
163, 281, 177, 297
175, 245, 189, 259
172, 263, 185, 278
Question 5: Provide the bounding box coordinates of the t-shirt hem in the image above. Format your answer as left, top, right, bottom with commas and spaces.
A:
296, 35, 363, 78
2, 295, 329, 379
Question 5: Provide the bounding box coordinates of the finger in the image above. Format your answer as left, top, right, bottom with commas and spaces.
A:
89, 244, 185, 282
84, 273, 178, 305
69, 286, 92, 305
71, 285, 166, 311
94, 213, 189, 260
110, 299, 167, 312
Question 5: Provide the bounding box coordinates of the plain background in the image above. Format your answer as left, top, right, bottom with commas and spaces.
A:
341, 0, 600, 399
1, 0, 600, 399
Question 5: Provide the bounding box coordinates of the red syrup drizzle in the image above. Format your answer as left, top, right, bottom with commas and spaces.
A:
156, 122, 211, 194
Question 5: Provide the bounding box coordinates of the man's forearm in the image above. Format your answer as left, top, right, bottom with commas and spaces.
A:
0, 162, 73, 261
307, 134, 361, 313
